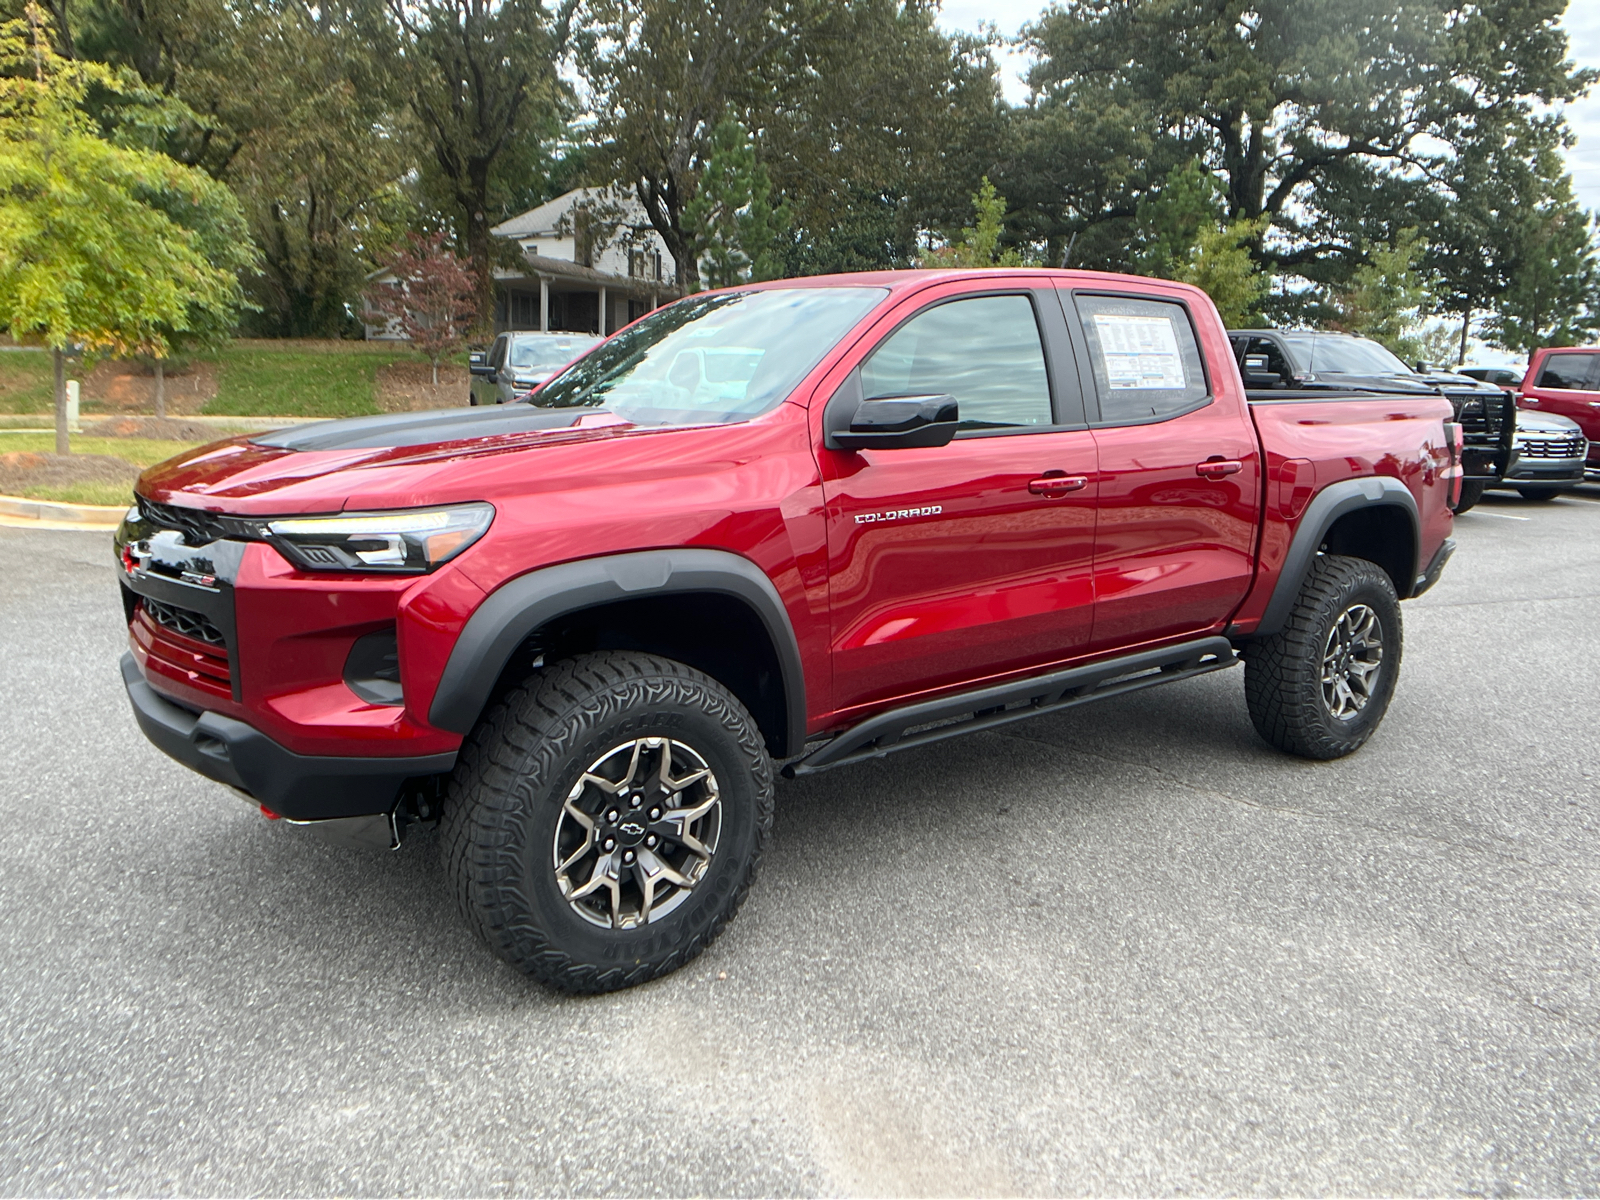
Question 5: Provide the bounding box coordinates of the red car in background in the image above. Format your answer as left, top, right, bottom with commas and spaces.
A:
1519, 346, 1600, 476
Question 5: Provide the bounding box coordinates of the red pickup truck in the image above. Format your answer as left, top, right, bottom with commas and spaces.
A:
1518, 345, 1600, 475
116, 270, 1458, 992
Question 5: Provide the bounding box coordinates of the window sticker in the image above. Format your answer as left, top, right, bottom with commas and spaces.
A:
1092, 313, 1188, 390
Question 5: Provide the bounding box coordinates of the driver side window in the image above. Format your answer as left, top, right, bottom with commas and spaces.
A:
859, 294, 1053, 431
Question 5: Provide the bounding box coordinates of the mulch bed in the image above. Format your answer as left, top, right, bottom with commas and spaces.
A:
0, 451, 141, 497
376, 361, 471, 412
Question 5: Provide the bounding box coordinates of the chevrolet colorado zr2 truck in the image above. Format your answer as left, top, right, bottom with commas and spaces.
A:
116, 270, 1459, 992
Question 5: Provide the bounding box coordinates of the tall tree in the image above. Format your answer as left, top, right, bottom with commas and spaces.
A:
388, 0, 571, 325
1487, 177, 1600, 356
681, 111, 792, 289
582, 0, 997, 288
1015, 0, 1596, 286
0, 5, 251, 448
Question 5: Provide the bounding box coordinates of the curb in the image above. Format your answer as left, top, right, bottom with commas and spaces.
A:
0, 494, 127, 530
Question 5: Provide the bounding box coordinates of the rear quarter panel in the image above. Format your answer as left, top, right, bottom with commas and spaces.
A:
1231, 395, 1455, 632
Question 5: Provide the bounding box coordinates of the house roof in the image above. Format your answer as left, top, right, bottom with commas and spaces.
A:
503, 252, 681, 296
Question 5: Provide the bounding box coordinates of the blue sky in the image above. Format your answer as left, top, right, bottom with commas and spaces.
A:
938, 1, 1600, 216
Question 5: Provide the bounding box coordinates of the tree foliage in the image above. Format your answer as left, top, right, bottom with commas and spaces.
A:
922, 177, 1024, 267
1330, 228, 1431, 358
681, 111, 792, 289
364, 231, 476, 381
0, 5, 252, 447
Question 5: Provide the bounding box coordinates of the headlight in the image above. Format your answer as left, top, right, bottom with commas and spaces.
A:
267, 503, 494, 573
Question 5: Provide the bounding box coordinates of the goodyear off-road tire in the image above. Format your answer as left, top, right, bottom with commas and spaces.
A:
441, 651, 774, 993
1244, 555, 1402, 761
1452, 480, 1486, 513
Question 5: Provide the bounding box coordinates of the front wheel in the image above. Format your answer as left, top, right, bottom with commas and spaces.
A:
1244, 555, 1402, 760
1452, 480, 1486, 513
441, 652, 773, 993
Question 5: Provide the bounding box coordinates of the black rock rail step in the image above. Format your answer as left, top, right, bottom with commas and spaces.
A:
783, 636, 1238, 777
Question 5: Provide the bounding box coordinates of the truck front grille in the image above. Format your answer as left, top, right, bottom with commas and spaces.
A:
131, 600, 232, 699
1517, 435, 1587, 459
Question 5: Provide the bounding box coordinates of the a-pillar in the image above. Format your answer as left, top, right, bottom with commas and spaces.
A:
539, 277, 549, 333
597, 286, 607, 335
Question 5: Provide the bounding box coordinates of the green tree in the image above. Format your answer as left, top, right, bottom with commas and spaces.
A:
1175, 217, 1272, 327
0, 5, 251, 449
1016, 0, 1596, 291
389, 0, 571, 327
582, 0, 998, 288
1330, 229, 1430, 358
681, 111, 792, 289
1133, 161, 1221, 278
1488, 188, 1600, 356
921, 177, 1023, 267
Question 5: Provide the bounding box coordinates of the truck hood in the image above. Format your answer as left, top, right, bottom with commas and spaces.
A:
1308, 368, 1501, 395
137, 404, 642, 512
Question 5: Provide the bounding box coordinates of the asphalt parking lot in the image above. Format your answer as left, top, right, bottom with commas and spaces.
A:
2, 486, 1598, 1196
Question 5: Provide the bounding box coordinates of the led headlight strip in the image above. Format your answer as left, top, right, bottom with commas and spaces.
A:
267, 503, 494, 573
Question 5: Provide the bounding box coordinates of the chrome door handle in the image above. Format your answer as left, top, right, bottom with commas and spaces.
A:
1196, 459, 1243, 478
1028, 475, 1089, 496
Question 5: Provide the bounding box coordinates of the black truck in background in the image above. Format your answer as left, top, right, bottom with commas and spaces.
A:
1230, 329, 1516, 512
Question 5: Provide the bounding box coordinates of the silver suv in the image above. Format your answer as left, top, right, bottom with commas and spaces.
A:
469, 333, 600, 406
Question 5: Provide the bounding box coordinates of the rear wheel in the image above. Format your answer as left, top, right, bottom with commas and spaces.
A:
1452, 480, 1486, 513
1244, 555, 1402, 760
441, 651, 773, 993
1517, 487, 1564, 501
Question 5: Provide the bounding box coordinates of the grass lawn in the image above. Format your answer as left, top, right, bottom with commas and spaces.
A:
0, 351, 54, 415
0, 434, 211, 506
205, 341, 421, 418
0, 340, 449, 418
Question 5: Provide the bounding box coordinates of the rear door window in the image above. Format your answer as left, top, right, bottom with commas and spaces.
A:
1536, 352, 1593, 391
859, 293, 1053, 431
1073, 294, 1209, 424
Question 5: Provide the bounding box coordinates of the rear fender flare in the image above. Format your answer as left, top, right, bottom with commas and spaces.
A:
1254, 477, 1420, 638
428, 549, 808, 756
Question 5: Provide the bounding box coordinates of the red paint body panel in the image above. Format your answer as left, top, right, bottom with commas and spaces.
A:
122, 268, 1456, 764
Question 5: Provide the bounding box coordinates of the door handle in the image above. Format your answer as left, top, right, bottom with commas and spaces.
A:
1196, 459, 1243, 478
1028, 474, 1088, 496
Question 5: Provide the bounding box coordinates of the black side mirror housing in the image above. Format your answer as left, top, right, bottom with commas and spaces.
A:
469, 352, 494, 377
823, 371, 960, 451
1243, 370, 1280, 388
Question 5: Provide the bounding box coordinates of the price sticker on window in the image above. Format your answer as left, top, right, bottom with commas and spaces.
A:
1092, 313, 1188, 390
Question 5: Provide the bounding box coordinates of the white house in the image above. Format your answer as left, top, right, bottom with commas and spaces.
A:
488, 187, 680, 336
365, 187, 681, 341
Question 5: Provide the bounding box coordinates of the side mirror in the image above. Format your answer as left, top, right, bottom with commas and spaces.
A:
1243, 370, 1280, 388
469, 351, 494, 377
831, 394, 959, 451
1414, 361, 1431, 374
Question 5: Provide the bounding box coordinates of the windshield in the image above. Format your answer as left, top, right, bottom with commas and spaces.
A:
527, 287, 887, 424
509, 336, 598, 370
1280, 334, 1411, 375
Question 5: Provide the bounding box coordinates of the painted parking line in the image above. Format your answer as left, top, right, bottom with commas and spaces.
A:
1470, 511, 1531, 521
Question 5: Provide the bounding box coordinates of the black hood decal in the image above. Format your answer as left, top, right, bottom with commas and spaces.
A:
251, 404, 597, 452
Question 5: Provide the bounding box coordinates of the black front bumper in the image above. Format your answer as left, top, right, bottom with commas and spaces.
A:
1501, 458, 1586, 486
122, 654, 456, 820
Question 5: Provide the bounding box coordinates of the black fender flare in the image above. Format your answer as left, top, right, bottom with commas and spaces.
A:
1254, 476, 1420, 638
428, 549, 809, 755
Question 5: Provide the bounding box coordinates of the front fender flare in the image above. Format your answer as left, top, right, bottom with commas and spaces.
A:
428, 549, 808, 756
1254, 476, 1420, 638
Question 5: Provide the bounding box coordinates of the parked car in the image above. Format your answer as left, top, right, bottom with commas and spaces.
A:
1517, 346, 1600, 478
469, 332, 600, 405
1460, 366, 1523, 388
1475, 411, 1588, 504
118, 271, 1457, 993
1229, 329, 1516, 508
